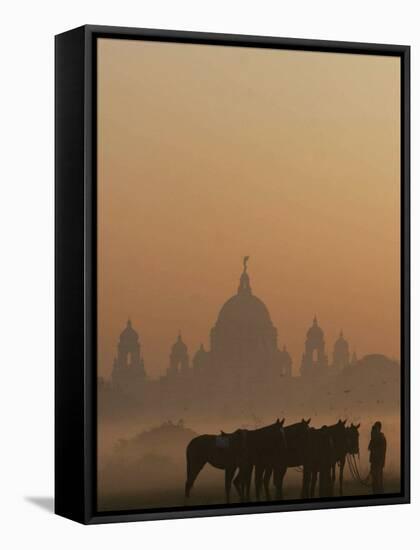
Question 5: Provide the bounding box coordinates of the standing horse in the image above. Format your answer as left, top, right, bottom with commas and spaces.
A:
259, 418, 312, 500
235, 418, 309, 501
185, 428, 247, 503
241, 418, 287, 501
302, 420, 347, 498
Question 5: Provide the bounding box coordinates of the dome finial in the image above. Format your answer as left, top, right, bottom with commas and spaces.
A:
238, 256, 252, 294
127, 318, 132, 328
313, 315, 317, 325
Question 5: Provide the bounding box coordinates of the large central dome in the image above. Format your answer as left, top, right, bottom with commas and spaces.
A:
215, 256, 274, 331
216, 292, 274, 330
209, 257, 284, 377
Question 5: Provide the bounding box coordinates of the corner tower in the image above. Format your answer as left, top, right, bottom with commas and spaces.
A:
112, 319, 146, 389
300, 316, 328, 376
168, 332, 190, 376
332, 330, 350, 370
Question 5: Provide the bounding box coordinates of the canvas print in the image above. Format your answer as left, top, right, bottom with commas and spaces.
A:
97, 38, 401, 512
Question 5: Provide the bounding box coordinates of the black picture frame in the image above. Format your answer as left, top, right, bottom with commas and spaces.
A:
55, 24, 410, 524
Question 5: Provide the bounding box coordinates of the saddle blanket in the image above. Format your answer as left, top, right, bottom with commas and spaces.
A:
215, 435, 230, 449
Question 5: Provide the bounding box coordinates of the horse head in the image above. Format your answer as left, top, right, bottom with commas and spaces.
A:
346, 422, 360, 455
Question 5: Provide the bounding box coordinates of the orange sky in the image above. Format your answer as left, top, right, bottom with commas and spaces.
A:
97, 38, 400, 378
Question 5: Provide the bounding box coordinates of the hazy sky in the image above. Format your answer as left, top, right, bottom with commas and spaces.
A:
97, 38, 400, 378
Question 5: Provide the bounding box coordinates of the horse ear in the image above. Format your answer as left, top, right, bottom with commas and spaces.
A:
280, 418, 285, 426
276, 418, 280, 424
356, 423, 361, 429
306, 418, 311, 425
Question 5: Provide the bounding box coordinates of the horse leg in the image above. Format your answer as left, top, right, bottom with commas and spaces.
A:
319, 466, 332, 497
263, 467, 272, 501
225, 467, 236, 503
233, 469, 243, 501
233, 465, 250, 501
240, 464, 253, 501
255, 465, 263, 501
273, 464, 287, 500
185, 457, 206, 499
339, 461, 344, 496
310, 470, 318, 498
301, 466, 310, 498
245, 465, 253, 501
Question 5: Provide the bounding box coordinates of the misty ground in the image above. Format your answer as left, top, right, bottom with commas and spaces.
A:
97, 410, 401, 512
98, 478, 401, 512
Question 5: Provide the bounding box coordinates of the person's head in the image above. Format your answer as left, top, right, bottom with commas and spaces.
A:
373, 421, 382, 433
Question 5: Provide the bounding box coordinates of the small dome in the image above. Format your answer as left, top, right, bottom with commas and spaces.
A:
358, 354, 398, 369
306, 316, 324, 339
172, 333, 187, 354
334, 330, 349, 351
193, 344, 208, 369
193, 343, 206, 360
120, 319, 139, 342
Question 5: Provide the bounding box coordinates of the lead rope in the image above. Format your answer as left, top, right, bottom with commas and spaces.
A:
346, 454, 371, 487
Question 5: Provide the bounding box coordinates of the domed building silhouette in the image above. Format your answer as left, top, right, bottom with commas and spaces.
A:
300, 316, 328, 376
112, 319, 146, 390
193, 257, 292, 386
332, 330, 350, 370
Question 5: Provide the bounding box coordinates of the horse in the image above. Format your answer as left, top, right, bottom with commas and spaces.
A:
234, 418, 311, 500
302, 420, 347, 498
256, 418, 312, 500
332, 422, 360, 495
184, 428, 248, 503
234, 418, 287, 501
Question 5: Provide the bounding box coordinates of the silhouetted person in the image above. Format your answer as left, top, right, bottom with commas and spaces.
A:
368, 421, 386, 493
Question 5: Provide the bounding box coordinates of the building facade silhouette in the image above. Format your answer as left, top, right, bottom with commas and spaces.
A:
107, 260, 360, 402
